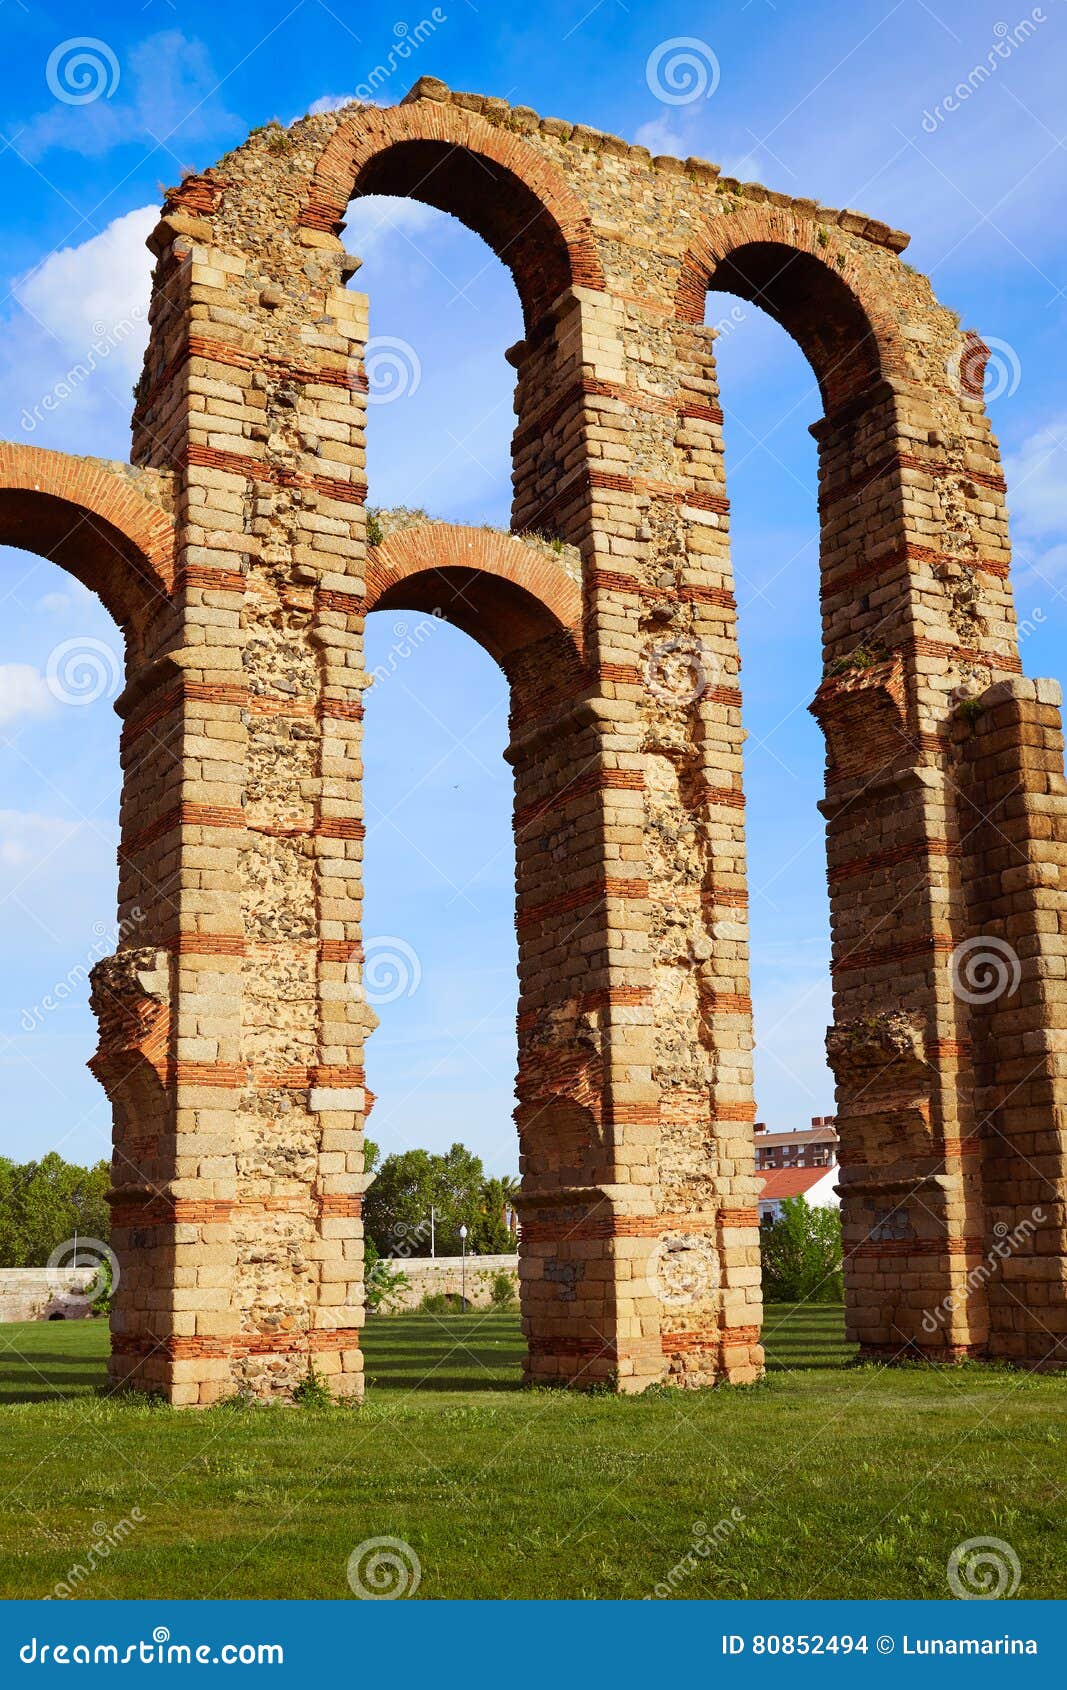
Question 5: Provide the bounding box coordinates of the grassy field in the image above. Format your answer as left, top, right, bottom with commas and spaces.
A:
0, 1304, 1063, 1600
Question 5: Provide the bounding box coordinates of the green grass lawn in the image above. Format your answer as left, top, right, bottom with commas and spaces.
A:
0, 1305, 1063, 1600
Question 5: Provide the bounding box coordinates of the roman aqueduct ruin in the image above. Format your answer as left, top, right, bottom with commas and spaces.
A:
3, 79, 1066, 1402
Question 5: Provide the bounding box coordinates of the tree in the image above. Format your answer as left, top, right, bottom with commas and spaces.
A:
364, 1143, 515, 1257
473, 1176, 520, 1254
0, 1153, 111, 1268
760, 1197, 843, 1304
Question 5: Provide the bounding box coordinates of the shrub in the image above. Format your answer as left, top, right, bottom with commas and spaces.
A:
489, 1270, 516, 1309
292, 1363, 334, 1408
364, 1237, 410, 1313
761, 1198, 843, 1303
420, 1291, 464, 1314
366, 1261, 409, 1314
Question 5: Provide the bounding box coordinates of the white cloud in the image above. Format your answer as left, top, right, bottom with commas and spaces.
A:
0, 665, 54, 728
0, 810, 76, 870
307, 93, 371, 116
343, 195, 442, 264
634, 115, 691, 157
13, 204, 156, 389
1005, 416, 1067, 541
714, 151, 766, 183
15, 31, 239, 161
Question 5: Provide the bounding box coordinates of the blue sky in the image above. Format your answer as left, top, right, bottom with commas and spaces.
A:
0, 0, 1064, 1177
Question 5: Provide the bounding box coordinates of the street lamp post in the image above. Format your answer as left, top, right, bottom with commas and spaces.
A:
459, 1225, 468, 1311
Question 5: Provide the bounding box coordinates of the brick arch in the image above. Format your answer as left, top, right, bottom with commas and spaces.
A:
364, 522, 582, 669
301, 101, 604, 329
677, 205, 908, 414
0, 444, 175, 628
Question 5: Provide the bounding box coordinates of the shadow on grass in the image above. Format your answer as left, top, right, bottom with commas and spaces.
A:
757, 1305, 854, 1374
0, 1304, 855, 1403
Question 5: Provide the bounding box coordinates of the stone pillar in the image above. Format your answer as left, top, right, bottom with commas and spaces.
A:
106, 194, 370, 1402
508, 287, 664, 1389
959, 677, 1067, 1364
809, 365, 1024, 1360
508, 282, 761, 1387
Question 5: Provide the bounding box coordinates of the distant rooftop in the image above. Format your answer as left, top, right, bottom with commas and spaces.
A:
759, 1166, 836, 1201
753, 1116, 838, 1145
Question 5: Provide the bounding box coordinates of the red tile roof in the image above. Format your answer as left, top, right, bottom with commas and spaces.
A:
759, 1166, 836, 1201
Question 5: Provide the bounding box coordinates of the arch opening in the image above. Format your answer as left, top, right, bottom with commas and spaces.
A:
706, 241, 883, 416
704, 285, 833, 1147
344, 193, 524, 525
351, 140, 575, 331
305, 101, 604, 336
360, 532, 585, 1362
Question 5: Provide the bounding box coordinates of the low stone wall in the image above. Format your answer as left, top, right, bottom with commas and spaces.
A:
0, 1268, 97, 1322
372, 1254, 518, 1313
